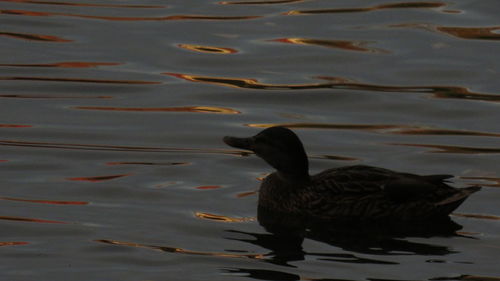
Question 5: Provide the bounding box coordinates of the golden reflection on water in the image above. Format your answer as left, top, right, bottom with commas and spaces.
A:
0, 31, 71, 42
0, 197, 88, 205
75, 106, 240, 114
195, 212, 255, 222
236, 191, 258, 198
247, 123, 500, 137
166, 72, 330, 90
167, 72, 500, 102
95, 239, 264, 259
0, 0, 166, 8
271, 38, 388, 53
285, 2, 446, 15
66, 174, 131, 182
178, 44, 238, 54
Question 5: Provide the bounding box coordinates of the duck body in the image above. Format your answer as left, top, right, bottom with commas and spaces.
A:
224, 126, 480, 222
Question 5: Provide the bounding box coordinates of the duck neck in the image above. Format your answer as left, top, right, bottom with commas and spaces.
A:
276, 170, 310, 184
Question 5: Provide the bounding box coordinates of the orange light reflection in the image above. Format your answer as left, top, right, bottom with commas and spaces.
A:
195, 212, 255, 222
67, 173, 131, 182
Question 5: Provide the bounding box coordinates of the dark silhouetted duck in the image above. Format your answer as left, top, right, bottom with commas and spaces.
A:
224, 126, 480, 222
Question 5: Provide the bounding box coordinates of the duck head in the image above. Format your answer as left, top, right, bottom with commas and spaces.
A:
223, 127, 310, 180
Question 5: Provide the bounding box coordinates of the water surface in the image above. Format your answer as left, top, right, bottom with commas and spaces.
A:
1, 0, 499, 280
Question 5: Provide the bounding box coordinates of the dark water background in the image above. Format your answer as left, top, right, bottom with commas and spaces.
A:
1, 0, 499, 280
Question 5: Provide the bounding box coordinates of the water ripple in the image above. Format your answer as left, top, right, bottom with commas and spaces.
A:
66, 174, 131, 182
0, 76, 160, 84
95, 239, 264, 259
106, 161, 189, 166
437, 26, 500, 41
389, 143, 500, 154
284, 2, 446, 15
74, 106, 240, 114
167, 73, 499, 102
0, 139, 244, 155
0, 9, 261, 21
0, 124, 32, 128
0, 215, 67, 224
0, 196, 88, 205
248, 123, 500, 137
195, 212, 255, 222
392, 23, 500, 41
461, 177, 500, 187
0, 0, 166, 8
0, 62, 120, 68
0, 94, 111, 99
0, 31, 71, 42
452, 213, 500, 221
0, 241, 29, 247
271, 38, 389, 53
219, 0, 305, 5
177, 44, 238, 54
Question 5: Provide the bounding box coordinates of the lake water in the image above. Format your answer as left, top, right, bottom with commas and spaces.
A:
1, 0, 499, 280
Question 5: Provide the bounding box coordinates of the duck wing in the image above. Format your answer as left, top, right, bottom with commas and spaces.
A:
311, 165, 455, 202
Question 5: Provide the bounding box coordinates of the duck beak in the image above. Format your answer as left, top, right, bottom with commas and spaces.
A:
223, 136, 254, 151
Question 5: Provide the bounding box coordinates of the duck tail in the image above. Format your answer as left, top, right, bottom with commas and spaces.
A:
435, 186, 481, 206
433, 186, 481, 215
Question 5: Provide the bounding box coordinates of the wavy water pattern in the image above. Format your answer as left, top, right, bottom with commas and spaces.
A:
0, 76, 160, 84
392, 23, 500, 41
0, 242, 29, 246
271, 38, 388, 53
66, 174, 131, 182
0, 94, 111, 99
247, 123, 500, 137
195, 212, 255, 222
461, 177, 500, 187
0, 62, 120, 68
106, 161, 189, 166
219, 0, 305, 4
285, 2, 446, 15
390, 143, 500, 154
0, 31, 71, 42
75, 106, 240, 114
166, 73, 499, 102
0, 124, 32, 128
0, 0, 165, 8
0, 139, 244, 155
0, 215, 67, 224
452, 213, 500, 221
95, 239, 264, 259
178, 44, 238, 54
0, 9, 260, 21
0, 197, 88, 205
437, 26, 500, 40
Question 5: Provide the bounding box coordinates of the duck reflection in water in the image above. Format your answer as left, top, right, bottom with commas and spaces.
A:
223, 127, 480, 266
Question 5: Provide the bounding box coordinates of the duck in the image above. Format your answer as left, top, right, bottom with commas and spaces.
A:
223, 126, 481, 222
